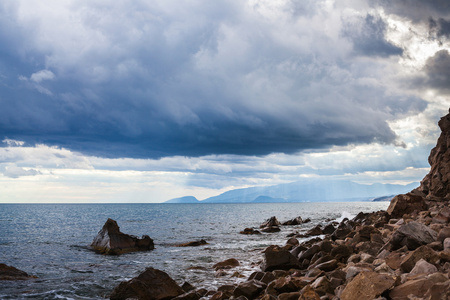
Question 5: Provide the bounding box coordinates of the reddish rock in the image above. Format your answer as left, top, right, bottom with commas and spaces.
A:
240, 228, 261, 235
0, 264, 35, 280
386, 193, 428, 218
213, 258, 240, 270
233, 279, 266, 299
437, 227, 450, 242
176, 240, 208, 247
282, 217, 303, 226
109, 267, 184, 300
299, 285, 321, 300
261, 245, 301, 272
399, 245, 439, 273
91, 218, 154, 255
389, 273, 448, 300
340, 271, 395, 300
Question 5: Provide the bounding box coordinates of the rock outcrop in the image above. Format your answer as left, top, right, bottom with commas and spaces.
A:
417, 109, 450, 199
0, 264, 36, 280
91, 218, 154, 255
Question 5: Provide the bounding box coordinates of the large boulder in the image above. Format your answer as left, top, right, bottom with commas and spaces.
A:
340, 271, 395, 300
386, 193, 428, 218
417, 109, 450, 199
390, 221, 437, 250
260, 245, 301, 272
282, 217, 303, 226
260, 216, 281, 228
110, 267, 184, 300
0, 264, 35, 280
91, 218, 154, 255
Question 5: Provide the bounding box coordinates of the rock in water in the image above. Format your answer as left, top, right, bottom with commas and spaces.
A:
110, 267, 184, 300
0, 264, 35, 280
417, 109, 450, 199
91, 218, 154, 255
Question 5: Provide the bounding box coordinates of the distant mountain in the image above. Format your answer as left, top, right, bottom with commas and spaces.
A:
199, 179, 418, 204
372, 195, 395, 202
165, 196, 200, 204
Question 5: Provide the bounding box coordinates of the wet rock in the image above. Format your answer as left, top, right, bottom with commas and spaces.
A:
181, 282, 196, 293
286, 237, 299, 246
390, 221, 437, 250
260, 216, 281, 228
240, 228, 261, 235
233, 279, 266, 299
91, 218, 154, 255
322, 224, 336, 235
283, 217, 303, 226
340, 271, 395, 300
0, 264, 35, 280
176, 240, 208, 247
261, 226, 281, 233
110, 267, 184, 300
261, 245, 301, 272
386, 193, 428, 218
213, 258, 240, 270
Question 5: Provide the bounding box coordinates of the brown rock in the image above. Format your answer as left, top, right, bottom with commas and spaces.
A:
261, 226, 281, 233
278, 292, 301, 300
388, 275, 447, 300
387, 193, 428, 218
340, 271, 395, 300
91, 218, 154, 255
314, 259, 338, 272
444, 238, 450, 250
261, 245, 301, 272
176, 240, 208, 247
438, 227, 450, 242
260, 216, 281, 228
213, 258, 240, 270
310, 276, 332, 295
399, 245, 439, 272
240, 228, 261, 235
299, 285, 321, 300
390, 221, 437, 250
233, 280, 266, 299
283, 216, 303, 226
0, 264, 35, 280
109, 267, 184, 300
424, 280, 450, 300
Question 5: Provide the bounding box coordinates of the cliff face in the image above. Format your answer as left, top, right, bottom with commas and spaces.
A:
417, 110, 450, 200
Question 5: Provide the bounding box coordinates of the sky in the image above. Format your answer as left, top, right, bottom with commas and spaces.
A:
1, 0, 450, 203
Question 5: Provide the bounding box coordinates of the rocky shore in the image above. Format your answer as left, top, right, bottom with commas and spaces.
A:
108, 111, 450, 300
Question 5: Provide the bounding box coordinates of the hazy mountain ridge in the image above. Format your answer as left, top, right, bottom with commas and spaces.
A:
165, 179, 418, 204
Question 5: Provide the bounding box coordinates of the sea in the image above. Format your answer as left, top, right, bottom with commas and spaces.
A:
0, 202, 389, 299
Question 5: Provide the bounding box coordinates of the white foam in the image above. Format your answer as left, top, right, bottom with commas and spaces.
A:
335, 211, 355, 223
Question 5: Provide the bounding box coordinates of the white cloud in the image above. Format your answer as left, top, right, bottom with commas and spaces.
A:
30, 69, 55, 83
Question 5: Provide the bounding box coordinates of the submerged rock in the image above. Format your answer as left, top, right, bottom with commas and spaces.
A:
110, 267, 184, 300
91, 218, 154, 255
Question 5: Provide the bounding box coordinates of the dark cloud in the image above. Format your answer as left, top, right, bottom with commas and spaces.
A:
342, 14, 403, 57
374, 0, 450, 22
429, 17, 450, 39
0, 1, 428, 159
422, 49, 450, 91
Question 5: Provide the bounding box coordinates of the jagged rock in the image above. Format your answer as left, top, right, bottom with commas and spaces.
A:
91, 218, 154, 255
213, 258, 240, 270
389, 273, 448, 300
433, 207, 450, 224
390, 221, 437, 250
261, 226, 281, 233
417, 110, 450, 199
260, 216, 281, 228
283, 216, 303, 226
240, 228, 261, 235
399, 245, 439, 273
437, 227, 450, 242
109, 267, 184, 300
299, 285, 320, 300
176, 240, 208, 247
261, 245, 301, 272
340, 271, 395, 300
0, 264, 35, 280
386, 193, 428, 218
233, 280, 266, 299
410, 258, 438, 275
424, 280, 450, 300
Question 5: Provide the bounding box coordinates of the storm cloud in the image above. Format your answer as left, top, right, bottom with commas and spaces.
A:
0, 1, 429, 158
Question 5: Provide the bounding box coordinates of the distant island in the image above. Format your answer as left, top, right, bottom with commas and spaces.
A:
164, 179, 418, 204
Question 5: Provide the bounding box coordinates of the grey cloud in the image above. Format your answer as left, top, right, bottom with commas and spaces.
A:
0, 0, 428, 158
374, 0, 450, 22
342, 14, 403, 57
1, 164, 40, 178
422, 49, 450, 91
429, 17, 450, 39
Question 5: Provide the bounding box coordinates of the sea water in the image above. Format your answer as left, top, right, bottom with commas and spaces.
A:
0, 202, 388, 299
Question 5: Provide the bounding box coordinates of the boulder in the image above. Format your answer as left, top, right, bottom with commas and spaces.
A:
399, 245, 439, 273
233, 280, 266, 299
240, 228, 261, 235
437, 227, 450, 242
109, 267, 184, 300
176, 240, 208, 247
91, 218, 154, 255
261, 226, 281, 233
0, 264, 35, 280
260, 216, 281, 228
282, 217, 303, 226
390, 221, 437, 250
386, 193, 428, 218
340, 271, 395, 300
213, 258, 240, 270
261, 245, 301, 272
410, 258, 438, 275
389, 274, 448, 300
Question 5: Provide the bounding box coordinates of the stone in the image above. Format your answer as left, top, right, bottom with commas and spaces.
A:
437, 227, 450, 242
261, 226, 281, 233
433, 207, 450, 224
424, 280, 450, 300
261, 245, 301, 272
91, 218, 154, 255
299, 245, 321, 261
387, 193, 428, 218
445, 237, 450, 250
390, 221, 437, 250
286, 237, 299, 246
399, 245, 439, 273
305, 225, 323, 236
278, 292, 301, 300
240, 228, 261, 235
0, 264, 35, 280
176, 240, 208, 247
283, 217, 303, 226
322, 224, 336, 235
340, 271, 395, 300
181, 282, 196, 293
213, 258, 240, 270
330, 245, 352, 262
233, 280, 266, 299
389, 278, 434, 300
314, 259, 338, 272
410, 258, 438, 275
310, 276, 332, 295
109, 267, 184, 300
299, 285, 321, 300
260, 216, 281, 228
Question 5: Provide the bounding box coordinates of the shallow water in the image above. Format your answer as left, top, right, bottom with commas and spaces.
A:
0, 202, 388, 299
